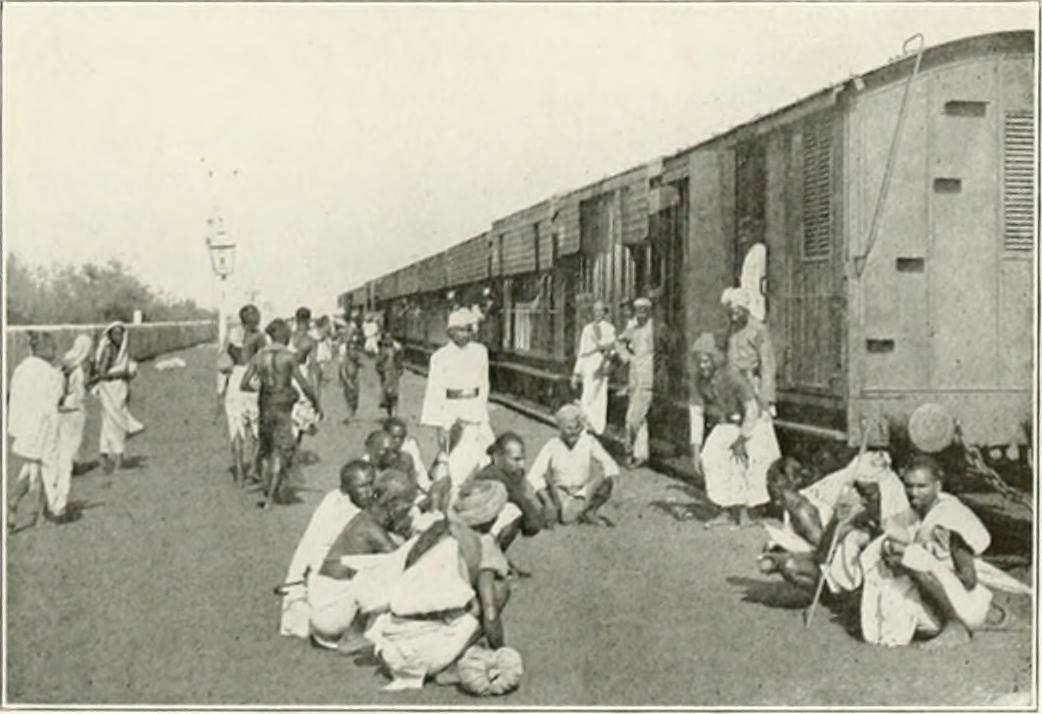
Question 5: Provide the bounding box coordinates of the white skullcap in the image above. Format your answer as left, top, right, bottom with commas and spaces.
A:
633, 297, 652, 309
721, 287, 750, 310
447, 309, 472, 330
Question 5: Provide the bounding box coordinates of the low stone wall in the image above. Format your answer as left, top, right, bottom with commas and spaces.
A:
5, 320, 216, 379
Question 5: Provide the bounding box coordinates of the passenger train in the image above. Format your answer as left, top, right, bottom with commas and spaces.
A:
340, 31, 1036, 484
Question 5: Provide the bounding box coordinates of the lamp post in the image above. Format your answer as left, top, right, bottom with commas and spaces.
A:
206, 224, 237, 348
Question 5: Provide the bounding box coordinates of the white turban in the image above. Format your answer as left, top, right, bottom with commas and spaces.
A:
633, 297, 652, 309
721, 287, 750, 311
447, 309, 472, 330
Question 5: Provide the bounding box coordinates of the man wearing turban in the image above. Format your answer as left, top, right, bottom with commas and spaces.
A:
365, 479, 513, 691
689, 332, 780, 529
421, 308, 495, 497
721, 286, 777, 417
526, 404, 619, 527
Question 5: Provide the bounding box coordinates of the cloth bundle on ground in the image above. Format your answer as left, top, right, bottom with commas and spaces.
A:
457, 645, 524, 696
154, 357, 187, 371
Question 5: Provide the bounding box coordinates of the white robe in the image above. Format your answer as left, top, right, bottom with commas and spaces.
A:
8, 356, 63, 463
94, 327, 144, 456
572, 320, 616, 435
280, 490, 361, 638
421, 341, 494, 490
859, 492, 1012, 647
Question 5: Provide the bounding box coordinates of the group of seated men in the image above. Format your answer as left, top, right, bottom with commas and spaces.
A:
276, 403, 619, 691
757, 451, 1030, 648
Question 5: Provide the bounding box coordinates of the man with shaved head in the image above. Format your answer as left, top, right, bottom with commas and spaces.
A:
309, 468, 419, 650
526, 404, 619, 527
279, 459, 376, 639
570, 299, 617, 435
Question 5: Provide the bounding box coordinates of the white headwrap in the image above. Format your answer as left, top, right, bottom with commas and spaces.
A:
63, 334, 94, 369
720, 287, 750, 311
96, 321, 130, 373
447, 309, 472, 330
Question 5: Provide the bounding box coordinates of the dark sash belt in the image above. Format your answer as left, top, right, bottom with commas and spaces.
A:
446, 388, 479, 399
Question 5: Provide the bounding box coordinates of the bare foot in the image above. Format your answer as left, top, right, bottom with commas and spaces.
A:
919, 622, 971, 650
433, 663, 462, 686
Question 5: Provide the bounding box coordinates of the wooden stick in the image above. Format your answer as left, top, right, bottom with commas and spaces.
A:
804, 420, 872, 628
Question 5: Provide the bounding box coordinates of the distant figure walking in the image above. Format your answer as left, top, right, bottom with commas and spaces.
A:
376, 331, 404, 418
48, 334, 94, 520
94, 321, 145, 474
7, 332, 64, 530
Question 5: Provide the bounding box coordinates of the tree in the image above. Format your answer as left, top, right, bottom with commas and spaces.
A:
5, 254, 214, 325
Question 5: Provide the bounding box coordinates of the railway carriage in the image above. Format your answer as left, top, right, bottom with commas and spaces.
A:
344, 30, 1036, 478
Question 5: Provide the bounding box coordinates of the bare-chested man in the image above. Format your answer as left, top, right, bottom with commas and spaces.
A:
310, 469, 418, 650
338, 329, 364, 423
226, 304, 268, 484
241, 319, 321, 510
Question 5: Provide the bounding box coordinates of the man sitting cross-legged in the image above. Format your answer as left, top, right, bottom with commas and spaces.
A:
525, 404, 618, 528
757, 452, 915, 598
279, 459, 376, 638
864, 455, 1030, 649
365, 479, 514, 691
383, 417, 431, 494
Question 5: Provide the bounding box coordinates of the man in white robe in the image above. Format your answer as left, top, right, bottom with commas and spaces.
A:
421, 309, 494, 498
865, 455, 1029, 648
570, 300, 616, 435
7, 332, 64, 529
279, 460, 376, 638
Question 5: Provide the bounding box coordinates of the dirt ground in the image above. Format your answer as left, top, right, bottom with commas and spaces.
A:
5, 345, 1035, 706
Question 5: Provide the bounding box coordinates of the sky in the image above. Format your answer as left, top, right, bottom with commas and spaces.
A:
3, 2, 1037, 318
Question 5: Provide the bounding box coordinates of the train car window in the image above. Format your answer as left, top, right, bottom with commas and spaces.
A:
933, 178, 962, 193
1003, 110, 1034, 253
944, 100, 988, 117
866, 339, 895, 354
801, 113, 833, 261
895, 257, 926, 273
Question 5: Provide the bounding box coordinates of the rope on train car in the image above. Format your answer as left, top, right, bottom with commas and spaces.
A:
964, 445, 1033, 512
855, 33, 926, 278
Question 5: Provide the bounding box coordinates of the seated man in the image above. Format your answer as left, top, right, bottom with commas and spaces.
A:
279, 460, 376, 638
757, 452, 915, 596
866, 455, 1028, 649
525, 404, 618, 528
364, 430, 417, 482
383, 417, 431, 494
472, 432, 544, 552
365, 479, 513, 691
309, 469, 419, 650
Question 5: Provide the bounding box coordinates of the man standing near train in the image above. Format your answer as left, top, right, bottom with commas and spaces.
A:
571, 300, 617, 436
421, 308, 494, 494
721, 287, 777, 418
616, 297, 654, 468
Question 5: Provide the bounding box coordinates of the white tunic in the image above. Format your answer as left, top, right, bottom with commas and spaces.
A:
279, 489, 361, 638
526, 432, 619, 496
420, 341, 491, 430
